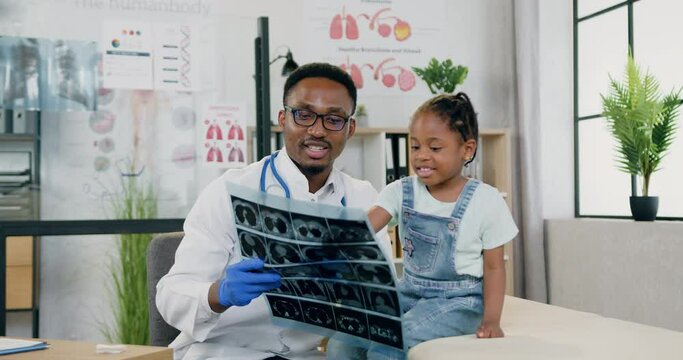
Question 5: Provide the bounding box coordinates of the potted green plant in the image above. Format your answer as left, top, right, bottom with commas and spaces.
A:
354, 104, 368, 127
102, 167, 157, 345
601, 54, 681, 221
412, 58, 468, 94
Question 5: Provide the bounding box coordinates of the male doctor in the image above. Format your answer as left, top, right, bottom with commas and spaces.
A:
157, 63, 391, 359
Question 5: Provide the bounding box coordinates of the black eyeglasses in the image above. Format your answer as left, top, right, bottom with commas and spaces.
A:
284, 106, 351, 132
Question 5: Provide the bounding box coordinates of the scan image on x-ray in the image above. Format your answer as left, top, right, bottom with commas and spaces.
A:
226, 183, 405, 353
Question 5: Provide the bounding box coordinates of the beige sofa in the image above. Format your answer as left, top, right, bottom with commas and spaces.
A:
408, 296, 683, 359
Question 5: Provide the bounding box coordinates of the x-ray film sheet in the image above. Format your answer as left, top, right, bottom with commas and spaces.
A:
227, 182, 405, 354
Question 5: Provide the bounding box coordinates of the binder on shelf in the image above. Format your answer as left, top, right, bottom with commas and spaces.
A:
396, 134, 409, 179
385, 134, 397, 184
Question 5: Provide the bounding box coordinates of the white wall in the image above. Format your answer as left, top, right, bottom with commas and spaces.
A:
538, 0, 574, 219
1, 0, 518, 342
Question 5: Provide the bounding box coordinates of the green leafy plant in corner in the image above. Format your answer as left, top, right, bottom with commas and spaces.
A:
412, 58, 468, 94
355, 104, 367, 117
601, 53, 682, 197
103, 168, 157, 345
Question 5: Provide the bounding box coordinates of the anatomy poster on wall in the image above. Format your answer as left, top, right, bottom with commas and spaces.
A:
153, 23, 198, 91
102, 20, 200, 91
227, 183, 405, 355
302, 0, 447, 95
101, 20, 154, 89
200, 103, 247, 168
40, 89, 198, 220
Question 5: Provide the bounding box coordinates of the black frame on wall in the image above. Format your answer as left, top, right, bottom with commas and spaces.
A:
573, 0, 683, 220
255, 16, 272, 160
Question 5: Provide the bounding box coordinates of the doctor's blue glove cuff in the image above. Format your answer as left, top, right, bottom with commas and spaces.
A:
218, 258, 282, 307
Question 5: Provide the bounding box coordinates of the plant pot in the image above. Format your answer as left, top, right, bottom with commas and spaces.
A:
629, 196, 659, 221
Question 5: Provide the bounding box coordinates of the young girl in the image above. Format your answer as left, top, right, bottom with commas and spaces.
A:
374, 92, 517, 351
327, 93, 517, 359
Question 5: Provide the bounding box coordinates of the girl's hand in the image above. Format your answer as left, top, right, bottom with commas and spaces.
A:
476, 322, 504, 338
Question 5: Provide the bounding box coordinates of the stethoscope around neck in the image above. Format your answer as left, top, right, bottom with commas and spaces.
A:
259, 151, 346, 207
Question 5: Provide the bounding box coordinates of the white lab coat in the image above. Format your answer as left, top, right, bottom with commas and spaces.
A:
156, 149, 392, 360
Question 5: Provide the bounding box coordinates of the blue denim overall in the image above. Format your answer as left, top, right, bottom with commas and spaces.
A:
399, 176, 484, 349
327, 178, 484, 360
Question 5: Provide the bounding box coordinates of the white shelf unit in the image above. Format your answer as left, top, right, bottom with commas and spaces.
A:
248, 127, 514, 295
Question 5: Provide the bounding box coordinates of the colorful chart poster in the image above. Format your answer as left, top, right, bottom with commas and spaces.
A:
101, 20, 154, 90
153, 23, 198, 91
227, 183, 405, 356
200, 103, 247, 168
302, 0, 447, 96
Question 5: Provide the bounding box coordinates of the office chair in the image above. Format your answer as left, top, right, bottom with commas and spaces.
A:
146, 232, 184, 346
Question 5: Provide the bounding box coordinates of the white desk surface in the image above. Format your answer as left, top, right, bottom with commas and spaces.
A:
408, 296, 683, 360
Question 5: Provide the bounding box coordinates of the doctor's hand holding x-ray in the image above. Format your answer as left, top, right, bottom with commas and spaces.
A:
212, 258, 281, 309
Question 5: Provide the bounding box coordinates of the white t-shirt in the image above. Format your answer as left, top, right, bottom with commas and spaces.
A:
156, 149, 391, 360
377, 176, 518, 277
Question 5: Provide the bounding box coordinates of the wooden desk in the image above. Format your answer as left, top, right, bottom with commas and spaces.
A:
2, 338, 172, 360
408, 296, 683, 360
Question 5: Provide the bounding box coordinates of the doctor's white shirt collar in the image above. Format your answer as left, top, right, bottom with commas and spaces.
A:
270, 148, 342, 202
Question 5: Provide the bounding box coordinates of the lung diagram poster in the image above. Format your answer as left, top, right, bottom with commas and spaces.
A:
200, 103, 246, 168
302, 0, 447, 96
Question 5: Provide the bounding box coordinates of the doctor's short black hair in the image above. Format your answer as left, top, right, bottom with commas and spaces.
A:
282, 62, 357, 114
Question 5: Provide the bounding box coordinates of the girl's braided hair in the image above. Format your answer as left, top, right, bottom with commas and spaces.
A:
411, 92, 479, 165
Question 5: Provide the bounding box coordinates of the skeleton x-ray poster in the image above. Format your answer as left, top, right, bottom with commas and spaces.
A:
227, 183, 405, 354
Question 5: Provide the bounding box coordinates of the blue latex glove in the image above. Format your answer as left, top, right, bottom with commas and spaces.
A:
218, 258, 281, 307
